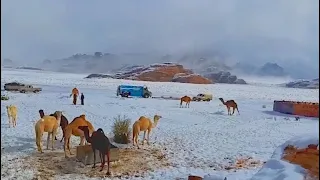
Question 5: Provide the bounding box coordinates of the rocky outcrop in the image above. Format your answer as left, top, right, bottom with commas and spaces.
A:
204, 71, 247, 84
285, 79, 319, 89
86, 63, 211, 84
136, 63, 193, 82
172, 74, 212, 84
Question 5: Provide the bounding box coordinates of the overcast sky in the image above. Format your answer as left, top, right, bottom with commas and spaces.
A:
1, 0, 319, 70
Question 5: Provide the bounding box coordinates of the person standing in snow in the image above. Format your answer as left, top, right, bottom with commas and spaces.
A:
81, 93, 84, 105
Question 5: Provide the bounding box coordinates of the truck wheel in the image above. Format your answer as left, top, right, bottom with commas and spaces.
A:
20, 90, 26, 93
33, 90, 38, 93
143, 94, 150, 98
192, 97, 197, 101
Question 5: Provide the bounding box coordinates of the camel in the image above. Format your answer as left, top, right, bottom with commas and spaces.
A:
35, 111, 62, 153
219, 98, 240, 115
180, 96, 191, 108
132, 115, 162, 149
64, 114, 95, 158
39, 109, 69, 141
6, 105, 17, 128
78, 126, 111, 175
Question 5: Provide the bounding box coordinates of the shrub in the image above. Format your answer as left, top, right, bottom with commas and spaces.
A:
1, 95, 9, 101
112, 115, 131, 144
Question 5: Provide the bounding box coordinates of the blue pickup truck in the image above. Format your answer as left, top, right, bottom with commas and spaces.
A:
116, 85, 152, 98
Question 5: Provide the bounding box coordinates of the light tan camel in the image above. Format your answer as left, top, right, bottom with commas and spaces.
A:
219, 98, 240, 115
64, 114, 95, 158
132, 115, 162, 149
35, 111, 62, 153
6, 105, 17, 128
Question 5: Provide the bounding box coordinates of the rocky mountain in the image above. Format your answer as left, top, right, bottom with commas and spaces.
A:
232, 62, 288, 77
256, 62, 287, 77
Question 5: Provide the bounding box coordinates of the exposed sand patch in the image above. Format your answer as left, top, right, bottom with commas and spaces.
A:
282, 144, 319, 180
21, 146, 170, 180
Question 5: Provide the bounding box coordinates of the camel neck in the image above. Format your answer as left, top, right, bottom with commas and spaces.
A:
83, 130, 91, 143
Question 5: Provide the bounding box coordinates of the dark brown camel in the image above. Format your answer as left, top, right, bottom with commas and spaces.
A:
218, 98, 240, 115
78, 126, 111, 175
39, 109, 69, 141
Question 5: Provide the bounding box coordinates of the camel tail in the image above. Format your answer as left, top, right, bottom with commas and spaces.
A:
35, 121, 43, 148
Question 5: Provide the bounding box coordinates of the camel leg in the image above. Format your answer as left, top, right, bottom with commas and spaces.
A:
142, 131, 146, 145
99, 152, 103, 167
52, 131, 57, 150
92, 148, 96, 168
232, 107, 235, 115
135, 134, 140, 149
147, 130, 151, 145
64, 137, 69, 158
80, 136, 85, 145
106, 150, 111, 175
100, 151, 105, 172
8, 116, 11, 128
68, 140, 73, 155
46, 133, 51, 150
227, 106, 230, 115
60, 129, 65, 142
13, 117, 16, 127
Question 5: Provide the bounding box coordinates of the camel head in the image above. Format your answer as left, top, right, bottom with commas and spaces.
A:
218, 98, 224, 102
153, 115, 162, 123
54, 111, 62, 125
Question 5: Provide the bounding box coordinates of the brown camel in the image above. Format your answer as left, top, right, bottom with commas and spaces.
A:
64, 114, 95, 158
219, 98, 240, 115
78, 126, 111, 175
180, 96, 191, 108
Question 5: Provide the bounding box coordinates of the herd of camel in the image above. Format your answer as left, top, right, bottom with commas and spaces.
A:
4, 95, 239, 175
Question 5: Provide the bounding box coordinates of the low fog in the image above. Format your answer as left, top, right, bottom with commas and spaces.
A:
1, 0, 319, 79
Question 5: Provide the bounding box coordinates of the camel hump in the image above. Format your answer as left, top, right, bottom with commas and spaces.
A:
138, 116, 146, 120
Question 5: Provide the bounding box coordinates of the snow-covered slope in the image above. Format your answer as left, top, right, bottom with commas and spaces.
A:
1, 68, 319, 180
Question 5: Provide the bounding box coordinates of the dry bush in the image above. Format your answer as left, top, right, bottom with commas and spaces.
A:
112, 115, 131, 144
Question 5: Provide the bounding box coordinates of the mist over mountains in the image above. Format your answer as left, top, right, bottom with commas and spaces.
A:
1, 0, 318, 79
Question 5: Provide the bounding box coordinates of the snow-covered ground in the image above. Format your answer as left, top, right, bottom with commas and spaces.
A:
1, 68, 319, 180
